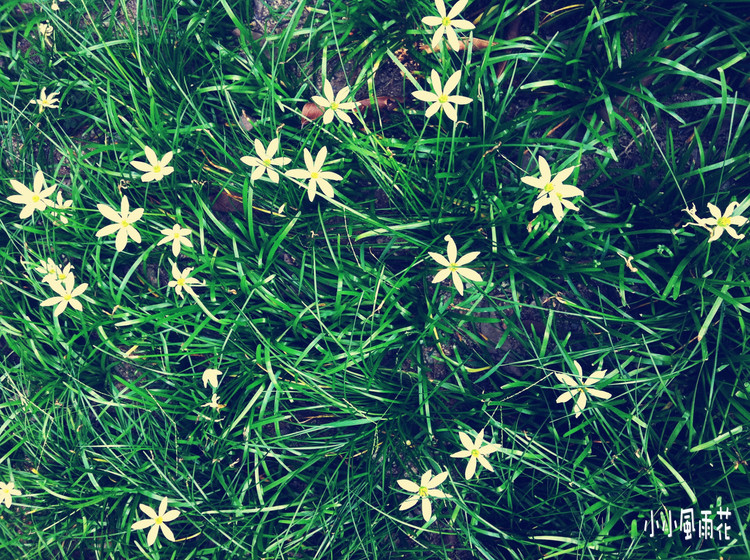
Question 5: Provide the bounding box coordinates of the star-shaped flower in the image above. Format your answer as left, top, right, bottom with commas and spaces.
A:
240, 138, 291, 183
168, 261, 204, 299
35, 258, 62, 283
7, 170, 56, 219
311, 79, 358, 125
35, 259, 73, 285
51, 191, 73, 224
157, 224, 193, 257
449, 429, 498, 480
131, 497, 180, 546
422, 0, 475, 52
96, 196, 144, 252
428, 234, 482, 296
396, 470, 450, 522
30, 87, 59, 113
285, 146, 342, 201
202, 368, 222, 389
555, 361, 612, 418
521, 156, 583, 221
40, 274, 88, 317
686, 201, 748, 242
130, 147, 174, 182
0, 481, 21, 508
411, 70, 472, 122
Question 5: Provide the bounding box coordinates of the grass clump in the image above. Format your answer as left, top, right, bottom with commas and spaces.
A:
1, 0, 749, 558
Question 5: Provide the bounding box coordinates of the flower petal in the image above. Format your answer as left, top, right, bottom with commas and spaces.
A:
412, 90, 438, 103
457, 267, 482, 282
147, 524, 159, 546
160, 523, 176, 542
144, 146, 158, 166
537, 157, 551, 182
587, 388, 612, 400
458, 431, 474, 450
442, 102, 458, 122
427, 471, 448, 488
464, 456, 477, 480
452, 270, 465, 295
455, 251, 480, 267
707, 203, 722, 220
397, 479, 420, 493
421, 497, 432, 522
97, 203, 121, 222
447, 0, 468, 18
131, 519, 155, 531
432, 268, 452, 284
400, 495, 419, 511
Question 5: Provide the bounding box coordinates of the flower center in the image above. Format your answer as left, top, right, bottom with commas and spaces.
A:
448, 263, 458, 271
438, 94, 448, 104
153, 165, 162, 173
330, 102, 339, 111
543, 182, 555, 193
442, 16, 452, 26
177, 278, 185, 286
418, 486, 428, 497
32, 195, 40, 202
121, 220, 129, 227
717, 216, 731, 227
263, 158, 271, 167
471, 449, 480, 457
173, 232, 181, 239
2, 489, 8, 495
310, 172, 319, 179
63, 294, 72, 301
155, 516, 163, 525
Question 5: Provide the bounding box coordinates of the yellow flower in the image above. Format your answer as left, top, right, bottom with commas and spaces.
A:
449, 429, 498, 480
428, 234, 482, 296
396, 470, 450, 522
168, 261, 204, 299
7, 170, 56, 219
240, 138, 291, 183
40, 274, 88, 317
52, 191, 73, 224
131, 497, 180, 546
411, 70, 472, 122
285, 147, 342, 202
521, 156, 583, 221
95, 195, 144, 252
311, 79, 358, 125
0, 481, 21, 508
555, 361, 612, 418
157, 224, 193, 257
422, 0, 475, 52
701, 202, 747, 242
130, 147, 174, 182
30, 87, 60, 113
35, 259, 73, 284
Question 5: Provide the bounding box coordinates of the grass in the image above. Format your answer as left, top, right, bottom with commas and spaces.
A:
1, 0, 749, 558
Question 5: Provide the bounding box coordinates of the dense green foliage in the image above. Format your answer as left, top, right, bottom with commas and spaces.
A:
1, 0, 749, 558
